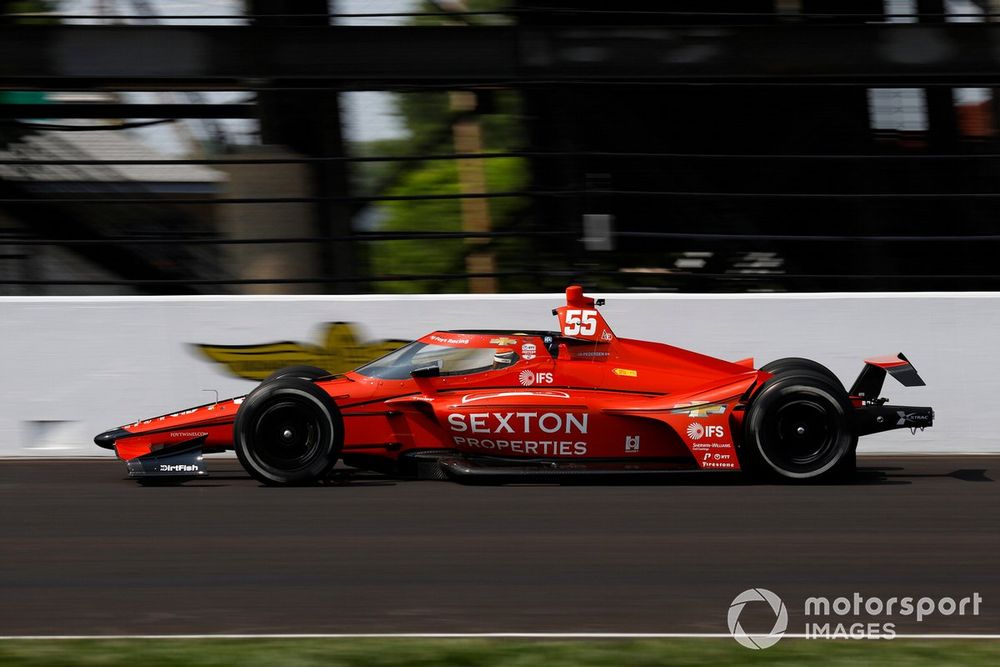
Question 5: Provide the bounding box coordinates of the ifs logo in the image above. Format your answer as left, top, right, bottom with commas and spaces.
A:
518, 370, 554, 386
686, 423, 725, 440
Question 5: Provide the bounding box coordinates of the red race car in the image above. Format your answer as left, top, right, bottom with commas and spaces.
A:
95, 286, 933, 485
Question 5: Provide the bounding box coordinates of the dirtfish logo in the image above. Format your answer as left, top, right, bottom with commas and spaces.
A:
194, 322, 405, 381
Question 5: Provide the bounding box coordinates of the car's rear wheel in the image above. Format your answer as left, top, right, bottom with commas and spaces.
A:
263, 365, 332, 383
761, 357, 843, 389
742, 372, 857, 481
234, 377, 343, 485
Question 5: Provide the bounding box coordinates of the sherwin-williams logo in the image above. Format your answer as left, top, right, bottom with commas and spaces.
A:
194, 322, 405, 381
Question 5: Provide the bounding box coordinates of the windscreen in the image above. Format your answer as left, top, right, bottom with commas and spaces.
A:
354, 342, 519, 380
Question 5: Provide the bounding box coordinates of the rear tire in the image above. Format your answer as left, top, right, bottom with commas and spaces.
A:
742, 372, 857, 481
234, 377, 343, 485
761, 357, 842, 389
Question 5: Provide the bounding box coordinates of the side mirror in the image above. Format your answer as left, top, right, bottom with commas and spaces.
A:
411, 365, 441, 379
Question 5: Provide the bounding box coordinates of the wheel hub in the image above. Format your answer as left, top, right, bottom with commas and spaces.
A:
762, 396, 841, 469
252, 399, 323, 468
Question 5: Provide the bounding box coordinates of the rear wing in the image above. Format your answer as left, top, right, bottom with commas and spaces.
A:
849, 353, 925, 401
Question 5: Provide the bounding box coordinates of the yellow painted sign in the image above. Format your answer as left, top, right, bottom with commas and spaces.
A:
194, 322, 406, 381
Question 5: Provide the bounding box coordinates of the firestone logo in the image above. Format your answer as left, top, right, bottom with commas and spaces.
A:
728, 588, 788, 650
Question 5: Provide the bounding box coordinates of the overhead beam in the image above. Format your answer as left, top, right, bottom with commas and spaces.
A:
0, 25, 516, 89
3, 23, 1000, 89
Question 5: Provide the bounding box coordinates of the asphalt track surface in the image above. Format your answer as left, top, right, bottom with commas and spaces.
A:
1, 456, 998, 636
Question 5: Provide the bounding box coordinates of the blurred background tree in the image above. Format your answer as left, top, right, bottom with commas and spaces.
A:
351, 0, 537, 294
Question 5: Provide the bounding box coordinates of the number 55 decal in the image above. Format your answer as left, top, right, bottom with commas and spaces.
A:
564, 309, 597, 336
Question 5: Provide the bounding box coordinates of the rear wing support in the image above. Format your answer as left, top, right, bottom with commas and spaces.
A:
849, 353, 933, 436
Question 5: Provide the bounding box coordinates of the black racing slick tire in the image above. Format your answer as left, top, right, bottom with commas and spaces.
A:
263, 365, 332, 383
234, 377, 343, 485
742, 372, 857, 481
760, 357, 843, 389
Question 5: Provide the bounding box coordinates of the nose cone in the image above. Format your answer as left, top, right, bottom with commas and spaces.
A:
94, 428, 130, 450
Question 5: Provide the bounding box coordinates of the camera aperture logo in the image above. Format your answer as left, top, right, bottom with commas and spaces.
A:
728, 588, 788, 650
728, 589, 984, 648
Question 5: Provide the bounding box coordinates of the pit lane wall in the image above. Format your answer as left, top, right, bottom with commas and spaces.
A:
0, 293, 993, 457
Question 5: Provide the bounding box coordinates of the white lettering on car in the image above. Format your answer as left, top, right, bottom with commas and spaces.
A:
447, 412, 589, 435
470, 413, 489, 433
495, 412, 515, 433
563, 309, 598, 336
452, 436, 588, 456
448, 413, 467, 432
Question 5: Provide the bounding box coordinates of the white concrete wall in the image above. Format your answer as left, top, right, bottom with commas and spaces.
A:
0, 292, 992, 457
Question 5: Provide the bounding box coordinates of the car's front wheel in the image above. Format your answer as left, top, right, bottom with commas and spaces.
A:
234, 377, 343, 485
742, 372, 857, 481
263, 365, 332, 383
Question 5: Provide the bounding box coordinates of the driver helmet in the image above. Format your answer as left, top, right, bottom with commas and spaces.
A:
492, 348, 517, 369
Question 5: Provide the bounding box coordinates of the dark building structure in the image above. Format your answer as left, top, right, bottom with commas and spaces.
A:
517, 0, 999, 290
2, 0, 1000, 292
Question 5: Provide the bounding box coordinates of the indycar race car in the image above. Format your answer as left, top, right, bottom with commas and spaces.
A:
95, 286, 933, 485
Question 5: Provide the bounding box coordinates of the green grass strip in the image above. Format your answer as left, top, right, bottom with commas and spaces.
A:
0, 638, 998, 667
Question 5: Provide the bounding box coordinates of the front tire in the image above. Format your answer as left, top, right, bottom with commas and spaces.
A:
742, 372, 857, 481
234, 377, 343, 485
263, 365, 332, 383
